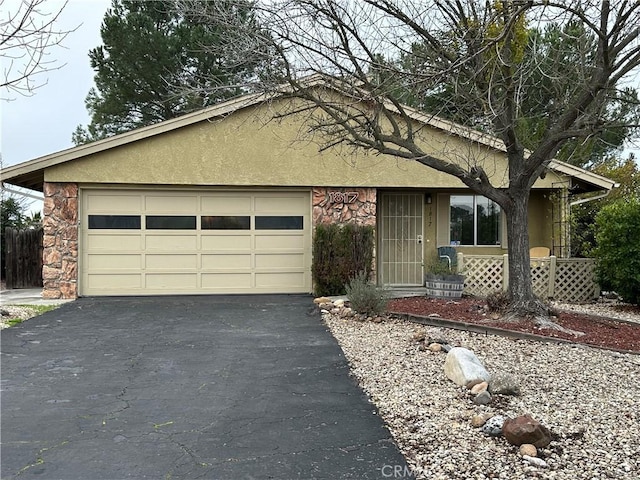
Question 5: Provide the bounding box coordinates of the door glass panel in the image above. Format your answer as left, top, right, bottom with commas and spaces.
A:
201, 216, 250, 230
146, 215, 196, 230
88, 215, 141, 229
255, 216, 303, 230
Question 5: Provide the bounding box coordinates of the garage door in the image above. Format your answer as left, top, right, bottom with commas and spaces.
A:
81, 189, 311, 295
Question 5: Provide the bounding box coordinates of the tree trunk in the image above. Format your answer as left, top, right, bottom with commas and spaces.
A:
503, 189, 550, 318
502, 190, 584, 335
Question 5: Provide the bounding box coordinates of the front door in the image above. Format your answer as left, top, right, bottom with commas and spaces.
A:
379, 193, 424, 286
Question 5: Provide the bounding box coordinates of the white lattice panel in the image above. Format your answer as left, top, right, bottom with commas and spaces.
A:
554, 259, 598, 303
462, 256, 504, 297
530, 260, 551, 298
460, 255, 598, 302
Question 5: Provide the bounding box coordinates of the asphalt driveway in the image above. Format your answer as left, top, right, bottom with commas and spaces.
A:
0, 295, 410, 479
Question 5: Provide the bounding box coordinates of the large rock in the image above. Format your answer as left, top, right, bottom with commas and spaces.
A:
443, 347, 491, 386
502, 415, 552, 448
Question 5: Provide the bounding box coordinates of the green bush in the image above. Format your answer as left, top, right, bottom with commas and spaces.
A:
593, 198, 640, 305
345, 271, 388, 316
312, 223, 375, 296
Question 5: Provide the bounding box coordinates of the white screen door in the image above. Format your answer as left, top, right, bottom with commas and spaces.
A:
379, 193, 424, 286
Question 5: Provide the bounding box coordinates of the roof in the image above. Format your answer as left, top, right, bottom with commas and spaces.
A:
0, 76, 619, 193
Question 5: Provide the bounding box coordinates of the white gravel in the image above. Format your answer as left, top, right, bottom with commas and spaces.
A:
323, 310, 640, 479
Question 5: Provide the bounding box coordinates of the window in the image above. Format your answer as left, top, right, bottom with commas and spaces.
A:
255, 216, 304, 230
201, 216, 250, 230
146, 215, 196, 230
88, 215, 141, 229
450, 195, 501, 246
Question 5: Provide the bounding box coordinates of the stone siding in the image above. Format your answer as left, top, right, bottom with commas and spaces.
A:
312, 187, 378, 280
312, 187, 377, 226
42, 182, 78, 299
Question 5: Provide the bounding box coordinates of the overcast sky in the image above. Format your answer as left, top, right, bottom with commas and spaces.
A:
1, 0, 111, 167
1, 0, 638, 171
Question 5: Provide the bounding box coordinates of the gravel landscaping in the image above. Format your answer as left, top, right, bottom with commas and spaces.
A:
322, 301, 640, 480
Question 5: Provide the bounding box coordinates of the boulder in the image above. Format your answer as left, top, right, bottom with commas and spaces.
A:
428, 343, 442, 352
443, 347, 491, 387
314, 297, 331, 304
502, 415, 552, 448
489, 372, 521, 396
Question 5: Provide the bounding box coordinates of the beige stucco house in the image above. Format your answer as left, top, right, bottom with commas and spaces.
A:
0, 88, 617, 298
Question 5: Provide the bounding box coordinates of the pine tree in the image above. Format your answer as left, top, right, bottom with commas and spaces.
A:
73, 0, 270, 144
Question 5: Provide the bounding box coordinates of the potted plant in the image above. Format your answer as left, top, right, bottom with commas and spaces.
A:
424, 252, 465, 299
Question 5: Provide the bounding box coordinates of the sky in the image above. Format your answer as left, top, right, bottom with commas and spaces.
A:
1, 0, 111, 168
1, 0, 638, 205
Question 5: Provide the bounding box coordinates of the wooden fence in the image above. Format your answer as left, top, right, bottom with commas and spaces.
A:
4, 227, 44, 289
457, 253, 599, 303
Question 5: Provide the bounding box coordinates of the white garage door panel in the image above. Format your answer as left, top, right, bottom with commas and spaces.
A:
201, 235, 251, 250
87, 254, 141, 269
146, 195, 197, 212
201, 273, 252, 289
255, 235, 304, 249
146, 273, 198, 289
145, 235, 197, 250
201, 196, 252, 212
87, 234, 142, 250
145, 254, 198, 269
81, 189, 311, 295
85, 195, 142, 212
255, 253, 304, 268
256, 272, 306, 288
201, 254, 252, 269
88, 274, 142, 289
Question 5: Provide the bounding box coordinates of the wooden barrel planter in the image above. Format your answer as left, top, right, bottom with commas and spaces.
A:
425, 273, 465, 299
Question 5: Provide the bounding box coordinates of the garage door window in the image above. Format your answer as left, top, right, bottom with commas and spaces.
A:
255, 216, 304, 230
146, 215, 196, 230
202, 216, 250, 230
88, 215, 141, 229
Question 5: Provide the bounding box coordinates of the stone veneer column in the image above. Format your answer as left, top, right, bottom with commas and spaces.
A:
312, 187, 378, 278
42, 182, 78, 299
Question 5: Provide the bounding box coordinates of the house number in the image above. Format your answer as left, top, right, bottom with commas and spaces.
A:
328, 191, 359, 204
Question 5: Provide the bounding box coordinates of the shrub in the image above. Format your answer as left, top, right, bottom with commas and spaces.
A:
312, 223, 374, 296
345, 271, 388, 316
424, 253, 455, 276
486, 291, 510, 313
593, 198, 640, 305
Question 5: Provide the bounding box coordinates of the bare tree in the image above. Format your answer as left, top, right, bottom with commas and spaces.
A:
1, 0, 72, 97
182, 0, 640, 325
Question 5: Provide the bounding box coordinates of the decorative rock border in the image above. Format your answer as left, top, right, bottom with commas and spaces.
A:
317, 296, 560, 469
